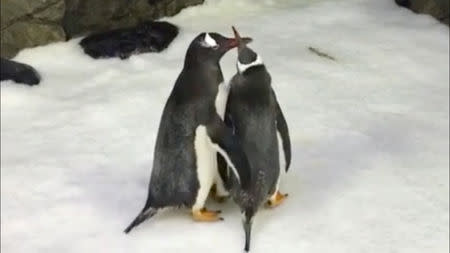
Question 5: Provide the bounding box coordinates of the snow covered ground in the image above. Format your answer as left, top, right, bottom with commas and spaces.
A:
1, 0, 448, 252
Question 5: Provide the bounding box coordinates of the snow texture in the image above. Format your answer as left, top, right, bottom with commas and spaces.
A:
1, 0, 449, 252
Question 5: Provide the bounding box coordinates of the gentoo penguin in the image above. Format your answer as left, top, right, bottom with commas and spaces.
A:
124, 32, 253, 233
223, 27, 291, 252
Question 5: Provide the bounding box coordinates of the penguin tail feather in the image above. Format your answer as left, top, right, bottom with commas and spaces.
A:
124, 207, 157, 234
243, 210, 255, 252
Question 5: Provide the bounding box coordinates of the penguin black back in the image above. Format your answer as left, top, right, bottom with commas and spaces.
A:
227, 55, 279, 206
224, 27, 292, 252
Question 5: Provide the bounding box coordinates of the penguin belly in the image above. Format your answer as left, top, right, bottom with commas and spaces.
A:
192, 126, 217, 210
272, 131, 285, 195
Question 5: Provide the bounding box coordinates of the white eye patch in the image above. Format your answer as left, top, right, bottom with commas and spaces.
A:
201, 33, 218, 48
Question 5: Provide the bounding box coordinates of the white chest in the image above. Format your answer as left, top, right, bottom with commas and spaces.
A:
277, 131, 285, 173
193, 125, 217, 209
215, 82, 229, 119
194, 126, 216, 175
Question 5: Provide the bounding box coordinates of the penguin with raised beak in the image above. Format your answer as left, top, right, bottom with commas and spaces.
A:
223, 26, 292, 252
124, 31, 253, 233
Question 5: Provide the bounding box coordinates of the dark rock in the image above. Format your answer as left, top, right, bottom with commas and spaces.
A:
1, 58, 41, 86
148, 0, 165, 4
1, 0, 66, 58
395, 0, 411, 7
148, 0, 162, 5
0, 0, 204, 58
63, 0, 204, 39
395, 0, 449, 25
79, 21, 179, 59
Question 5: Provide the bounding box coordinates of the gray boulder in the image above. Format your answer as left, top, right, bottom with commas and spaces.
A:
396, 0, 449, 25
0, 0, 204, 58
0, 0, 66, 58
63, 0, 204, 38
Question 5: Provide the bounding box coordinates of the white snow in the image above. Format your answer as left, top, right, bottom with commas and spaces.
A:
1, 0, 448, 252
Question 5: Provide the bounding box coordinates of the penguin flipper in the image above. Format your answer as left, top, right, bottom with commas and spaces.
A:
243, 209, 255, 252
206, 114, 251, 189
273, 91, 292, 172
215, 110, 235, 189
216, 154, 230, 189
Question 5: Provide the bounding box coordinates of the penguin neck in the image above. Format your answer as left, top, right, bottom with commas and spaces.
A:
184, 48, 221, 69
234, 66, 271, 95
184, 57, 223, 81
237, 54, 264, 74
185, 59, 220, 70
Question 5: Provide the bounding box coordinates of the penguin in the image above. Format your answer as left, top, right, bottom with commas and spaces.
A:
124, 31, 253, 233
222, 27, 292, 252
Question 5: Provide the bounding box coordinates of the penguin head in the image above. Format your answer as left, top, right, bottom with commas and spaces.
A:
232, 26, 264, 74
185, 32, 252, 65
